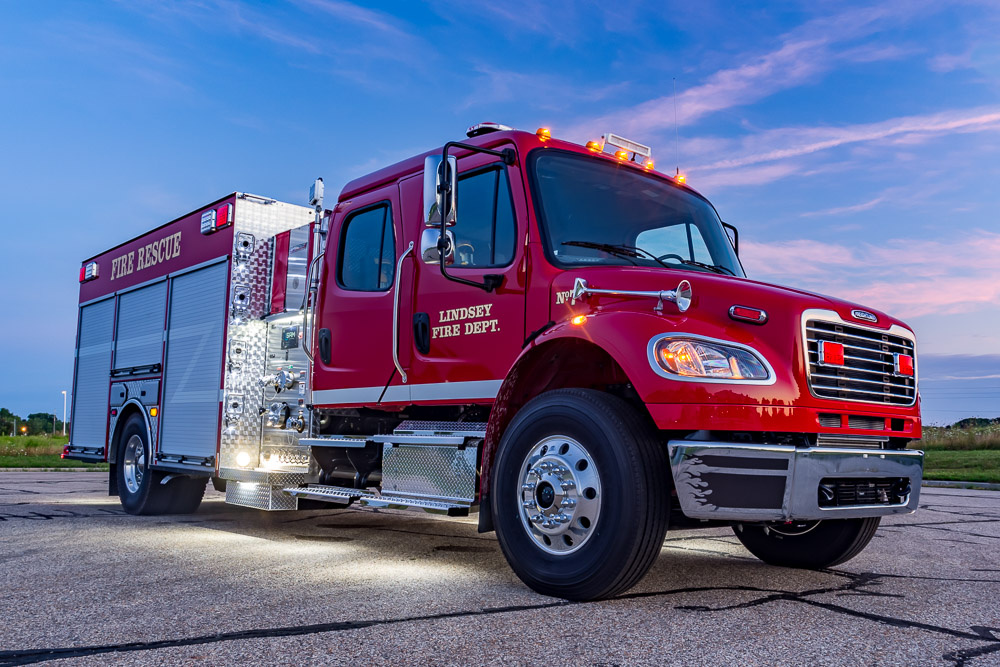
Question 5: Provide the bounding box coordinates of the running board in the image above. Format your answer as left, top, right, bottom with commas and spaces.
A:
283, 484, 472, 515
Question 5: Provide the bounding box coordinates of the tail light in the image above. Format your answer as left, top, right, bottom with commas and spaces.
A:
79, 261, 99, 282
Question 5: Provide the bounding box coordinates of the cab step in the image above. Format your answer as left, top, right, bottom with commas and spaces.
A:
283, 484, 472, 515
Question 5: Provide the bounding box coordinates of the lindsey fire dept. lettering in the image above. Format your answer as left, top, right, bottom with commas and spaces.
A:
433, 303, 499, 339
110, 231, 182, 281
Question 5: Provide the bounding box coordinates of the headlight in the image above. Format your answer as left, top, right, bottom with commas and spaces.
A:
649, 335, 772, 382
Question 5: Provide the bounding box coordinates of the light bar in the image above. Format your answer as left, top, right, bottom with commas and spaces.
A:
79, 261, 99, 283
603, 132, 651, 159
466, 122, 514, 138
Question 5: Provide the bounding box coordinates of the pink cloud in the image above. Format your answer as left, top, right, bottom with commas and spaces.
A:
742, 231, 1000, 318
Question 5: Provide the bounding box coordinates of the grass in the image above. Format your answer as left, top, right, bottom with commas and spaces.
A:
921, 450, 1000, 484
912, 424, 1000, 483
0, 435, 107, 470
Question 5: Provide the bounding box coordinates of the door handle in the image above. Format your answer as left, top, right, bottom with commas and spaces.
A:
413, 312, 430, 354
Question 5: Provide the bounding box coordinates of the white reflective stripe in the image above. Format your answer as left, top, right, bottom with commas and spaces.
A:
312, 379, 502, 406
411, 379, 502, 401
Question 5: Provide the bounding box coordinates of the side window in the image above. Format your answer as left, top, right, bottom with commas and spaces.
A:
338, 203, 395, 291
453, 166, 516, 268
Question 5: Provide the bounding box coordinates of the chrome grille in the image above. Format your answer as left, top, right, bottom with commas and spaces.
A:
805, 319, 916, 406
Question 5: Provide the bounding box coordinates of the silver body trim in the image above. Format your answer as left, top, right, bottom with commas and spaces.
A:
311, 379, 502, 405
668, 440, 923, 521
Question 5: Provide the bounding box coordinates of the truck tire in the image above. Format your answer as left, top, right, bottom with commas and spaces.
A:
733, 517, 881, 569
491, 388, 669, 601
116, 414, 172, 515
166, 476, 208, 514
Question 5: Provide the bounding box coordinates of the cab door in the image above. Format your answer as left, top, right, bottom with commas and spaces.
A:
406, 147, 527, 402
312, 185, 409, 406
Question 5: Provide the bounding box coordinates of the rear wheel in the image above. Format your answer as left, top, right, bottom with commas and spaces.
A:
733, 517, 881, 568
116, 414, 207, 515
491, 389, 669, 601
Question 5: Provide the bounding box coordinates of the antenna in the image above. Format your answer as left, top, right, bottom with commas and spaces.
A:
673, 77, 680, 177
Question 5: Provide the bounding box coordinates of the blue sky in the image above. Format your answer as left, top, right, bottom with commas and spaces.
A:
1, 1, 998, 425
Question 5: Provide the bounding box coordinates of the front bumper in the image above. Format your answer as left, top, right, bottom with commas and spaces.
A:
668, 441, 923, 522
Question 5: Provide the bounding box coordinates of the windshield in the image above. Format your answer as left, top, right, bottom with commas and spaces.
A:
530, 151, 744, 277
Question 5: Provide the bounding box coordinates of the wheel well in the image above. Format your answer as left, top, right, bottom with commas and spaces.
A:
480, 338, 648, 521
109, 403, 146, 464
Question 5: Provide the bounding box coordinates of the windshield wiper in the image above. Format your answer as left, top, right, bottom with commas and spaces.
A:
676, 259, 736, 276
562, 241, 736, 276
561, 240, 639, 265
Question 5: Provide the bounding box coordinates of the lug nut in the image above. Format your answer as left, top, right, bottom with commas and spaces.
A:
560, 498, 577, 508
521, 482, 536, 491
560, 480, 576, 490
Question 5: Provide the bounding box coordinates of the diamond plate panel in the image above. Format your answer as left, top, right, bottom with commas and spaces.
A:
395, 421, 487, 436
219, 195, 315, 475
226, 481, 298, 511
382, 444, 479, 503
218, 467, 307, 485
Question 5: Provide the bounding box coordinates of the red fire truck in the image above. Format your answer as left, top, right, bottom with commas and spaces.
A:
67, 124, 922, 600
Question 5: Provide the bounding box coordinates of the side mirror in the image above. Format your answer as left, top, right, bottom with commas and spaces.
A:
423, 155, 457, 227
722, 222, 739, 256
420, 228, 455, 265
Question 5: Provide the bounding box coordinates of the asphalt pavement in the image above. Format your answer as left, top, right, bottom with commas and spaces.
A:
1, 471, 998, 666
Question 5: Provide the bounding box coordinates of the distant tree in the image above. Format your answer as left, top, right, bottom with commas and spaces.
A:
951, 417, 994, 429
26, 412, 62, 436
0, 408, 23, 436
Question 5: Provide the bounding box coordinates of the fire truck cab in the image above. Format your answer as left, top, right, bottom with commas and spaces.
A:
68, 124, 923, 600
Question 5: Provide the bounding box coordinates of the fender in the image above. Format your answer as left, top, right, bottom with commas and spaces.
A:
481, 310, 665, 501
107, 398, 155, 497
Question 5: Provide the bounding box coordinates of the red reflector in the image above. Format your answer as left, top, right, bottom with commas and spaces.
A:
110, 408, 118, 417
729, 305, 768, 324
895, 354, 914, 376
79, 266, 86, 282
819, 341, 845, 366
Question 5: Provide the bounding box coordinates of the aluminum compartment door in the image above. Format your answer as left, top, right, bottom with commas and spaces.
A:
159, 262, 228, 459
113, 281, 166, 372
70, 298, 115, 448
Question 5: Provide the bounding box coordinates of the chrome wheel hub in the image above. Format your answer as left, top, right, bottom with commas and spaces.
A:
123, 434, 146, 494
516, 435, 601, 555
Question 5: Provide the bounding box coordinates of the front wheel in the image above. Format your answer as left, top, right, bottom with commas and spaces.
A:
491, 389, 669, 601
733, 517, 881, 569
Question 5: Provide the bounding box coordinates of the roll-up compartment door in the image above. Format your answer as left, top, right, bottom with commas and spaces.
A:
159, 262, 228, 459
113, 281, 167, 373
70, 298, 115, 448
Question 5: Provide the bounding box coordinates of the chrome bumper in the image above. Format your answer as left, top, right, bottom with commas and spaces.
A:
667, 441, 923, 522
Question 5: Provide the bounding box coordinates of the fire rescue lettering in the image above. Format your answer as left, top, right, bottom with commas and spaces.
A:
110, 231, 182, 280
433, 304, 499, 339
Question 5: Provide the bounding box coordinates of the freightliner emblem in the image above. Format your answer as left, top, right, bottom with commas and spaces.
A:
851, 309, 878, 323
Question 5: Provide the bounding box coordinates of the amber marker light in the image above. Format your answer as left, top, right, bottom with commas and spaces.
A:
644, 159, 654, 170
571, 315, 587, 325
149, 407, 158, 417
585, 140, 601, 152
536, 127, 551, 140
675, 173, 686, 184
614, 149, 628, 161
